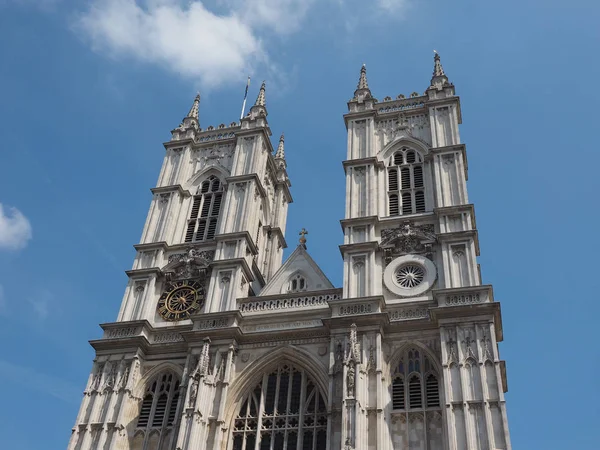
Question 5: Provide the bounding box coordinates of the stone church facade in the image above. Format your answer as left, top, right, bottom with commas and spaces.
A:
68, 55, 511, 450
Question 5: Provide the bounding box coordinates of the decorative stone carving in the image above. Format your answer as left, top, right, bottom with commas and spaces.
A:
333, 340, 344, 374
152, 332, 185, 343
462, 334, 477, 361
165, 248, 214, 282
480, 327, 494, 362
446, 293, 481, 305
389, 307, 429, 321
339, 303, 372, 316
381, 221, 436, 263
106, 327, 139, 339
345, 324, 361, 363
366, 345, 376, 373
91, 363, 104, 391
103, 362, 117, 390
195, 317, 229, 330
346, 364, 355, 398
446, 330, 458, 366
118, 361, 130, 390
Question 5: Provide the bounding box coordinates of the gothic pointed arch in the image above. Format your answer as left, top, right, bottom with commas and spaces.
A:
225, 346, 329, 450
388, 342, 445, 449
379, 137, 431, 217
184, 172, 225, 243
184, 164, 229, 191
129, 362, 183, 450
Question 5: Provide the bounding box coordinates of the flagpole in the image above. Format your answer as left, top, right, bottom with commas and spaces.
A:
240, 76, 251, 120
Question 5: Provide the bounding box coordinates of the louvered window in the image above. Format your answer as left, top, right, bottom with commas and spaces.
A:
185, 176, 223, 242
135, 371, 182, 447
388, 148, 426, 216
392, 348, 441, 413
232, 363, 327, 450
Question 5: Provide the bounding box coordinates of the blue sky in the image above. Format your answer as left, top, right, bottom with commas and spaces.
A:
0, 0, 598, 448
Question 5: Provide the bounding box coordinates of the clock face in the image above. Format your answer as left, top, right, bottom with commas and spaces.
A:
157, 280, 205, 321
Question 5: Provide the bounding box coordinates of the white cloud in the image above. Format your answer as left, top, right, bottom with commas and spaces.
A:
225, 0, 315, 35
73, 0, 413, 87
0, 359, 81, 403
376, 0, 410, 15
74, 0, 268, 87
0, 203, 32, 251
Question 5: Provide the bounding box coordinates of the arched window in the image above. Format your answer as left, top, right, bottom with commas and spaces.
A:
391, 348, 440, 411
387, 149, 426, 216
135, 371, 181, 449
185, 176, 223, 242
288, 273, 307, 293
232, 363, 327, 450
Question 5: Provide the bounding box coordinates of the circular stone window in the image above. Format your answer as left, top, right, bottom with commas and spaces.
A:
383, 254, 437, 297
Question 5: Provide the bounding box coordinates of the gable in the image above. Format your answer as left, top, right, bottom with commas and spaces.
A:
259, 245, 335, 296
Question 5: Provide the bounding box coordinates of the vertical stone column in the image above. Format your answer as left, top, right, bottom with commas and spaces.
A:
212, 343, 237, 450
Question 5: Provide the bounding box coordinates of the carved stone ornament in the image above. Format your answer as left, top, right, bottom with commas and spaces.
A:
346, 363, 356, 398
198, 144, 234, 170
381, 221, 436, 264
164, 248, 215, 282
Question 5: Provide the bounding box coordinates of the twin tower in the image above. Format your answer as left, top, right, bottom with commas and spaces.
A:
68, 55, 512, 450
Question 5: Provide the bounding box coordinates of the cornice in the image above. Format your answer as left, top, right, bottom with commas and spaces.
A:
163, 138, 194, 149
339, 215, 379, 230
338, 241, 379, 256
434, 204, 477, 230
215, 231, 258, 255
343, 109, 377, 127
134, 242, 169, 252
125, 268, 162, 278
210, 257, 255, 283
150, 185, 192, 197
437, 229, 480, 256
342, 157, 385, 170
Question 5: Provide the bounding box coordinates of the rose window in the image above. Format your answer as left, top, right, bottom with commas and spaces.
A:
395, 264, 425, 288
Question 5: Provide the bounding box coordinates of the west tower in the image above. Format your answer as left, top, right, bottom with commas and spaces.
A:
68, 55, 511, 450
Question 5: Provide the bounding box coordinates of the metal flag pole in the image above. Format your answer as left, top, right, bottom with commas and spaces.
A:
240, 76, 251, 120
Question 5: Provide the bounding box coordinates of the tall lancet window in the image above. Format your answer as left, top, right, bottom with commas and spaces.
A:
232, 363, 328, 450
391, 348, 443, 450
387, 148, 426, 216
134, 371, 181, 450
185, 176, 223, 242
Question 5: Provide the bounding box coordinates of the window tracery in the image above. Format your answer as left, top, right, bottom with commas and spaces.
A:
135, 371, 181, 449
232, 363, 327, 450
392, 348, 440, 411
388, 148, 426, 216
185, 176, 223, 242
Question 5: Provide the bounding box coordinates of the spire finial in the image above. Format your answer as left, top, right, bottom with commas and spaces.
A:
357, 64, 369, 90
255, 81, 266, 107
186, 92, 200, 120
299, 228, 308, 247
275, 133, 285, 160
432, 50, 445, 77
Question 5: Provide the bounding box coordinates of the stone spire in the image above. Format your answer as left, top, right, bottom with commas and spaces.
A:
353, 64, 372, 102
275, 133, 285, 160
186, 93, 200, 120
255, 81, 266, 107
430, 51, 449, 88
247, 81, 268, 120
357, 64, 369, 89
